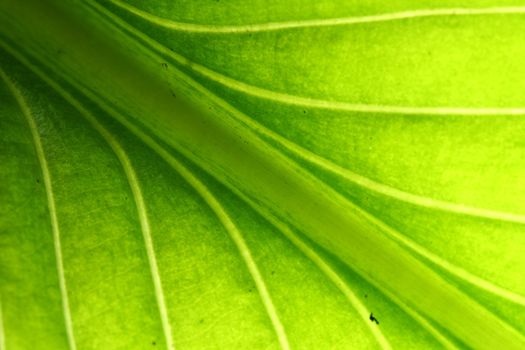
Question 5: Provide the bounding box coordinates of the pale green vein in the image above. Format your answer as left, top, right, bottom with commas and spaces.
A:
0, 297, 5, 350
107, 0, 525, 33
3, 47, 290, 349
282, 142, 525, 226
86, 124, 175, 350
165, 52, 525, 115
19, 70, 175, 349
171, 60, 525, 116
0, 68, 77, 350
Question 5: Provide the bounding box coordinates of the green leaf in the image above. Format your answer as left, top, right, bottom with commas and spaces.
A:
1, 0, 525, 349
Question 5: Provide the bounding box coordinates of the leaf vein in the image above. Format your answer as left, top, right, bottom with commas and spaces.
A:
168, 52, 525, 116
107, 0, 525, 33
0, 68, 77, 350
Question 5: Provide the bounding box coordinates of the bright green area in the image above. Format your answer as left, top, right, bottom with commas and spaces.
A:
1, 0, 525, 349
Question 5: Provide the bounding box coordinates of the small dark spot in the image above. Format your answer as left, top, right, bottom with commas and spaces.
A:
161, 62, 168, 69
170, 90, 176, 98
364, 294, 367, 298
36, 178, 40, 183
169, 48, 174, 52
152, 341, 156, 345
369, 313, 379, 324
248, 288, 253, 292
57, 48, 63, 55
199, 319, 204, 324
271, 270, 275, 275
303, 110, 306, 114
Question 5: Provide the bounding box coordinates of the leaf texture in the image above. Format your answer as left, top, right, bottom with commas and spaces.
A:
1, 0, 525, 349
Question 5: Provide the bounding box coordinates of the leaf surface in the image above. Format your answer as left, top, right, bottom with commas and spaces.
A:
0, 0, 524, 349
